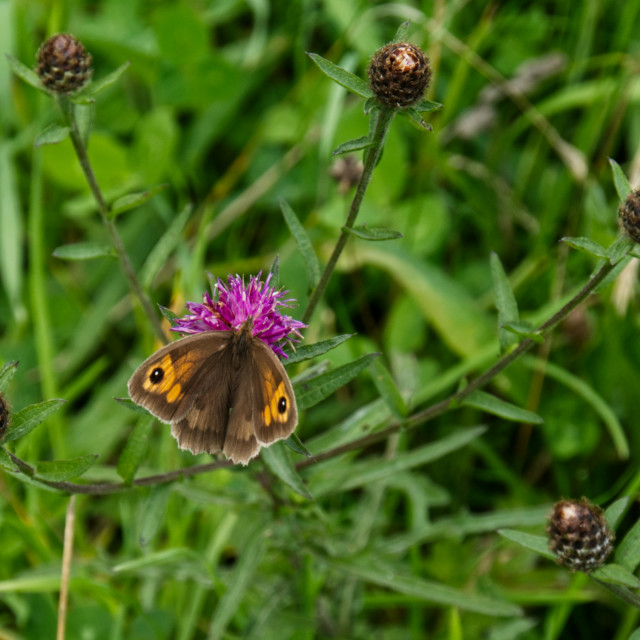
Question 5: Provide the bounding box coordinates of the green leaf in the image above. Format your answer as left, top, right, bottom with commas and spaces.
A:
82, 61, 131, 97
327, 555, 521, 616
139, 483, 172, 547
308, 427, 485, 496
5, 54, 46, 92
605, 497, 629, 530
307, 53, 372, 99
561, 236, 609, 259
115, 396, 155, 416
3, 399, 66, 443
158, 305, 180, 325
34, 125, 70, 147
609, 158, 632, 202
0, 447, 18, 472
283, 334, 353, 365
393, 21, 410, 43
490, 252, 519, 352
501, 321, 544, 343
498, 530, 555, 561
207, 525, 266, 639
592, 563, 640, 588
462, 390, 543, 424
283, 432, 312, 458
413, 98, 443, 113
52, 242, 115, 261
109, 184, 168, 218
332, 136, 372, 156
295, 353, 378, 410
35, 454, 98, 482
405, 107, 434, 131
0, 361, 18, 393
363, 97, 378, 114
141, 204, 192, 288
280, 199, 320, 290
606, 234, 634, 265
261, 443, 312, 499
629, 628, 640, 640
370, 359, 408, 418
615, 518, 640, 573
117, 415, 153, 485
343, 226, 403, 241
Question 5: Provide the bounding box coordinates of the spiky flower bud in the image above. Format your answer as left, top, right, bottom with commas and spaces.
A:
36, 33, 92, 94
619, 189, 640, 243
368, 42, 431, 109
0, 393, 8, 439
548, 498, 614, 573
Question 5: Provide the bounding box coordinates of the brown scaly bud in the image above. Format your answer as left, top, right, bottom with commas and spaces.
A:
619, 189, 640, 243
36, 33, 92, 94
548, 498, 614, 573
368, 42, 431, 109
0, 392, 8, 440
329, 156, 364, 195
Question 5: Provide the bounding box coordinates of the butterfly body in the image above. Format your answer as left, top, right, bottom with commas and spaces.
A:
128, 323, 297, 465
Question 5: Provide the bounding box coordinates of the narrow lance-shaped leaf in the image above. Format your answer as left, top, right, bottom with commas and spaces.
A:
81, 61, 131, 97
5, 54, 45, 92
393, 21, 410, 43
592, 564, 640, 589
561, 236, 609, 259
333, 136, 372, 157
610, 158, 632, 202
35, 454, 98, 482
307, 53, 372, 99
261, 443, 312, 499
34, 125, 70, 147
283, 334, 353, 365
498, 529, 555, 560
0, 361, 19, 393
490, 253, 519, 352
53, 242, 115, 261
462, 390, 543, 424
3, 399, 66, 443
370, 359, 408, 418
139, 483, 172, 547
110, 184, 168, 218
343, 226, 403, 242
280, 199, 320, 289
607, 234, 634, 266
283, 433, 312, 458
117, 415, 153, 485
295, 353, 379, 411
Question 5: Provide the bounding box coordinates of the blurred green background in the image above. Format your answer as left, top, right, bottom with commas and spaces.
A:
1, 0, 640, 638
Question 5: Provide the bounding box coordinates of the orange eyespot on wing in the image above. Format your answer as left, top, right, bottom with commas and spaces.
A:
261, 380, 291, 427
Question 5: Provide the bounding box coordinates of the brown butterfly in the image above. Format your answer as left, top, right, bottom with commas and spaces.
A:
127, 320, 297, 465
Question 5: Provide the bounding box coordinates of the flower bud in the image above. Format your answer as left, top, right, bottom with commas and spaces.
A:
368, 42, 431, 109
548, 498, 614, 572
36, 33, 93, 94
619, 189, 640, 243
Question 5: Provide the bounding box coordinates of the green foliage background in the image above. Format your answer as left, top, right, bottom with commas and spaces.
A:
1, 0, 640, 638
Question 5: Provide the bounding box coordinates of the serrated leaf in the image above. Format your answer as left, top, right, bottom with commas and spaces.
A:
498, 529, 555, 560
592, 563, 640, 588
6, 54, 46, 92
610, 158, 632, 202
141, 204, 192, 288
370, 359, 408, 418
109, 184, 168, 218
606, 234, 634, 265
280, 199, 320, 290
307, 53, 372, 99
117, 415, 153, 485
34, 125, 70, 147
52, 242, 115, 261
490, 252, 519, 352
82, 61, 131, 97
501, 321, 544, 343
261, 443, 312, 499
343, 226, 403, 241
0, 361, 18, 393
393, 21, 410, 43
332, 136, 372, 156
295, 353, 378, 411
283, 334, 353, 365
561, 236, 609, 258
462, 390, 543, 424
3, 399, 66, 443
35, 454, 98, 482
139, 483, 172, 547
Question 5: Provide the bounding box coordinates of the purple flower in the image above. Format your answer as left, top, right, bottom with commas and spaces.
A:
172, 273, 306, 358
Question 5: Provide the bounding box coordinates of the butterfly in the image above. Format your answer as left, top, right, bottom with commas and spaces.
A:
127, 320, 297, 465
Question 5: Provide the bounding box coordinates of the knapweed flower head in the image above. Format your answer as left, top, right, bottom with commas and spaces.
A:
172, 273, 306, 358
619, 189, 640, 244
548, 498, 614, 573
36, 33, 92, 94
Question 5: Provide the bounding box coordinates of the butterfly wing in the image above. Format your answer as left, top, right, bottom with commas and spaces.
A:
223, 339, 297, 465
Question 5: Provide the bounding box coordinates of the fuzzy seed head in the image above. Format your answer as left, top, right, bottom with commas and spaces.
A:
548, 498, 614, 573
368, 42, 431, 109
619, 189, 640, 243
36, 33, 92, 94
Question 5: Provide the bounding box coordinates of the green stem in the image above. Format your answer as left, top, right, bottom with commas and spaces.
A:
59, 98, 167, 344
301, 108, 395, 324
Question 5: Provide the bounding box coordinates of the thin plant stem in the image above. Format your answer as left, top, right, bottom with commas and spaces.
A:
56, 495, 76, 640
301, 108, 395, 324
59, 98, 167, 344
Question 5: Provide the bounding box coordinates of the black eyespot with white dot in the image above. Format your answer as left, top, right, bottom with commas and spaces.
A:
278, 397, 287, 414
150, 367, 164, 384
